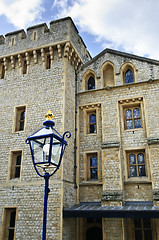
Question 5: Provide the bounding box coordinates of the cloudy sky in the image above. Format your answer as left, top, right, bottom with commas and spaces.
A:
0, 0, 159, 59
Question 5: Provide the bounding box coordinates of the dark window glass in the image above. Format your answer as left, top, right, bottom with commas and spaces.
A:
134, 218, 152, 240
145, 230, 152, 240
128, 152, 146, 178
46, 55, 51, 69
129, 154, 136, 164
135, 230, 142, 240
89, 156, 98, 180
125, 69, 133, 83
1, 65, 5, 79
19, 111, 25, 131
125, 107, 141, 129
88, 76, 95, 90
23, 60, 27, 74
89, 114, 96, 133
8, 210, 16, 240
134, 218, 142, 228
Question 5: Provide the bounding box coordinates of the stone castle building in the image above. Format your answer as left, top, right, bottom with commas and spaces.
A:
0, 17, 159, 240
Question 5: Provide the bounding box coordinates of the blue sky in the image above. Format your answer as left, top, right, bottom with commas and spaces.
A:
0, 0, 159, 59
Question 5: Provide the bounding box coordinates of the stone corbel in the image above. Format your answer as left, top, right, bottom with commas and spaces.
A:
102, 191, 123, 201
64, 42, 70, 58
18, 54, 23, 68
3, 58, 8, 70
33, 50, 38, 64
57, 44, 62, 58
49, 46, 53, 64
25, 52, 30, 65
10, 56, 15, 69
41, 48, 46, 67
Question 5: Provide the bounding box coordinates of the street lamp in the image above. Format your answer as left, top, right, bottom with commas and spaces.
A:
25, 111, 71, 240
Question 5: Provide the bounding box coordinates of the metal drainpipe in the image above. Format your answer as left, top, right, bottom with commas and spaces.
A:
74, 70, 78, 189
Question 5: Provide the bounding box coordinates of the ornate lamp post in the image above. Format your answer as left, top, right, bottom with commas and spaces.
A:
26, 111, 71, 240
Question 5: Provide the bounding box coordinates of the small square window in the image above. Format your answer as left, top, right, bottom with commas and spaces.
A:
124, 105, 142, 130
127, 150, 146, 178
14, 106, 26, 132
9, 151, 22, 179
2, 208, 17, 240
87, 153, 98, 180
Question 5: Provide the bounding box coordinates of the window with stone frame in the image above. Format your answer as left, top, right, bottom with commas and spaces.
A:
88, 111, 96, 134
133, 218, 152, 240
124, 104, 142, 130
45, 53, 51, 69
2, 208, 17, 240
22, 59, 27, 74
87, 153, 98, 180
127, 150, 146, 178
9, 150, 22, 179
14, 106, 26, 132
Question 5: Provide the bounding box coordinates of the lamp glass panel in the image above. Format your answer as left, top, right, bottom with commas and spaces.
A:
51, 139, 62, 166
31, 137, 51, 164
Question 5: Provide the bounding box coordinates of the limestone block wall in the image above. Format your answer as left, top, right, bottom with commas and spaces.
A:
0, 17, 90, 239
77, 51, 159, 207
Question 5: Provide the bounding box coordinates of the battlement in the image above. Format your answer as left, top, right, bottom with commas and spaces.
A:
0, 17, 91, 64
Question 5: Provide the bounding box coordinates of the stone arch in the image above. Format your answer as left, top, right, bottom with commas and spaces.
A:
101, 61, 115, 87
82, 69, 97, 91
121, 62, 136, 84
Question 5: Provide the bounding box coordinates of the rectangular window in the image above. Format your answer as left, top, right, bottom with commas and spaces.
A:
87, 153, 98, 180
22, 60, 27, 74
134, 218, 152, 240
88, 111, 96, 134
14, 106, 26, 132
46, 54, 51, 69
0, 64, 5, 79
127, 150, 146, 178
9, 151, 22, 179
2, 208, 17, 240
124, 105, 142, 130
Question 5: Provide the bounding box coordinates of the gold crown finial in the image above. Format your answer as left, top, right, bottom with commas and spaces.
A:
45, 110, 54, 120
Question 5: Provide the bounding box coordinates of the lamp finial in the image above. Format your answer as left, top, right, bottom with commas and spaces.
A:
45, 110, 54, 121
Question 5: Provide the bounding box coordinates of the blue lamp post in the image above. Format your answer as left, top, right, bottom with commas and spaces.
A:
26, 111, 71, 240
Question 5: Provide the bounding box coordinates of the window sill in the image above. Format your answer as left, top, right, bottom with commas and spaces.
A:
124, 178, 151, 184
80, 181, 103, 186
13, 130, 25, 134
125, 128, 143, 132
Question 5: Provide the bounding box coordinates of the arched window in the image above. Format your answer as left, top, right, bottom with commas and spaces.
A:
103, 64, 114, 87
125, 69, 134, 84
88, 76, 95, 90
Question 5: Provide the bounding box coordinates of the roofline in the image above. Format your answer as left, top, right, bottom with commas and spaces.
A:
80, 48, 159, 70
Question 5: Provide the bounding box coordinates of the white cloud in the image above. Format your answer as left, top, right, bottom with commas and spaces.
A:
0, 0, 44, 29
52, 0, 159, 59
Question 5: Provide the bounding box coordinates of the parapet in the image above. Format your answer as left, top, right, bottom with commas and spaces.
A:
0, 17, 91, 64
